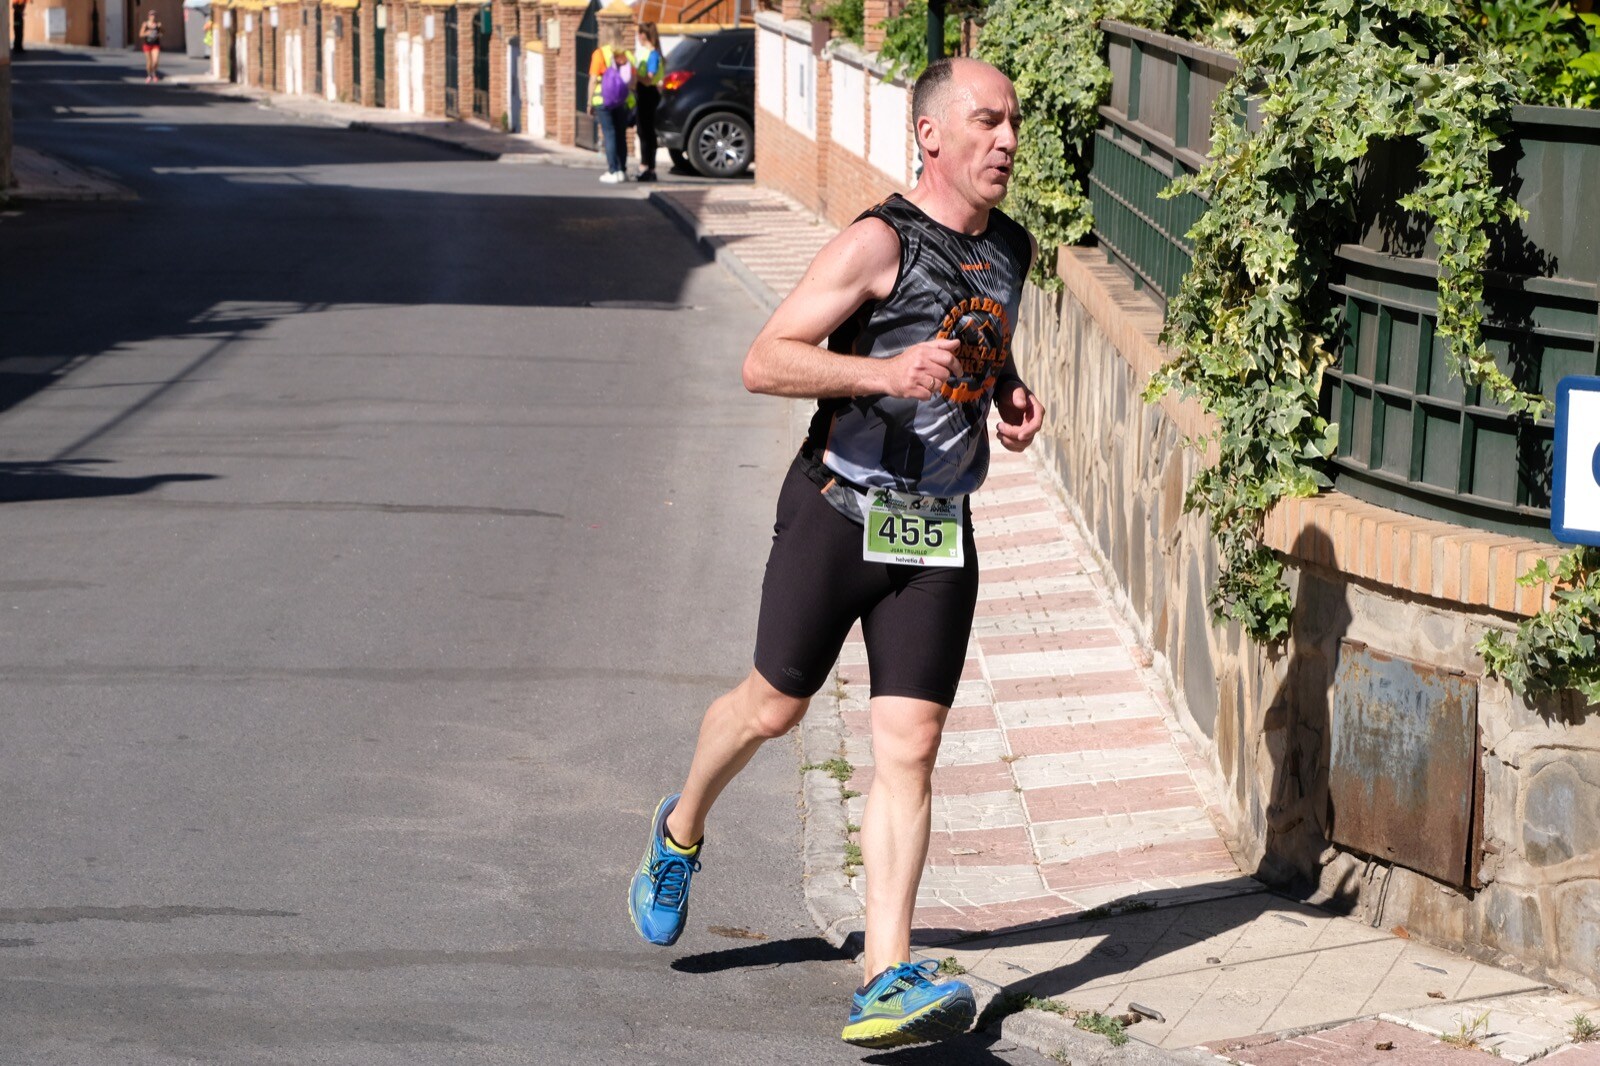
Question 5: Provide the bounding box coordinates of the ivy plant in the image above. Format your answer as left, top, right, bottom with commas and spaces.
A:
821, 0, 866, 46
878, 0, 963, 79
977, 0, 1173, 288
1145, 0, 1537, 641
1480, 549, 1600, 702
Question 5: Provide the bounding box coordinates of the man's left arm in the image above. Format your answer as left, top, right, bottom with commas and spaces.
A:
995, 233, 1045, 453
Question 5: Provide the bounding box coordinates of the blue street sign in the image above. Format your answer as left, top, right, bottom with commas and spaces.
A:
1551, 375, 1600, 546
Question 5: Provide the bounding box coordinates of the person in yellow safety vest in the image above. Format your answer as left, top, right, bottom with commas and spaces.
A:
587, 43, 636, 184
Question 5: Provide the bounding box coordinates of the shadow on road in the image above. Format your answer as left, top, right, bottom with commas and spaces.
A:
671, 934, 849, 974
0, 460, 217, 502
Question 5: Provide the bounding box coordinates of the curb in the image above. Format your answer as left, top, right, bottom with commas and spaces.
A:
173, 77, 602, 168
347, 120, 500, 160
6, 148, 137, 203
346, 120, 604, 168
645, 190, 782, 312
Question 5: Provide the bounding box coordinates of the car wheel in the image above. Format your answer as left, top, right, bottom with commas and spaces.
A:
688, 112, 752, 178
668, 148, 691, 171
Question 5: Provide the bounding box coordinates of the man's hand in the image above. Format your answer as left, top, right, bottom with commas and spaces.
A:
995, 385, 1044, 452
879, 339, 961, 401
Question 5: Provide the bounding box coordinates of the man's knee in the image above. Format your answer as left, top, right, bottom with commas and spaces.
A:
871, 699, 947, 774
739, 670, 809, 739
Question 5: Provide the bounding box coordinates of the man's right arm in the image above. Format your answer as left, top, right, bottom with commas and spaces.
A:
742, 218, 960, 402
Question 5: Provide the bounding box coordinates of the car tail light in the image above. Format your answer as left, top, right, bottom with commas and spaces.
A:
662, 70, 694, 92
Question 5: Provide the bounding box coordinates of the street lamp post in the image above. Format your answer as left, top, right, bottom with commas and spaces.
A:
926, 0, 943, 64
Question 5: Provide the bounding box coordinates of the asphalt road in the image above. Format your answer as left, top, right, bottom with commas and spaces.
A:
0, 48, 1050, 1066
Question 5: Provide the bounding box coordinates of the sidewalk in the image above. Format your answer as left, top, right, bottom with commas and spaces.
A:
650, 184, 1600, 1065
6, 145, 136, 201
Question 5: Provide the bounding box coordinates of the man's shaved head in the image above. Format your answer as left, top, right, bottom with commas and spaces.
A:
912, 57, 1008, 124
912, 58, 958, 124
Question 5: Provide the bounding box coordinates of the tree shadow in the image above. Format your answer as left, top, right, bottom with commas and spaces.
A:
2, 51, 720, 431
0, 460, 216, 503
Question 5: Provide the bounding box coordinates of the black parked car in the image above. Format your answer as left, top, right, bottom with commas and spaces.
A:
656, 29, 755, 179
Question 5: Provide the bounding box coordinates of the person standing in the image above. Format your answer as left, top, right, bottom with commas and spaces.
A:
139, 11, 163, 82
626, 57, 1045, 1050
633, 22, 664, 182
586, 39, 634, 184
11, 0, 25, 54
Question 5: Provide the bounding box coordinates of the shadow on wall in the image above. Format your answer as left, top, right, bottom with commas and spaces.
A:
1257, 524, 1357, 904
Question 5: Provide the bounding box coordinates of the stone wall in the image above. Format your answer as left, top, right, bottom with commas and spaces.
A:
1016, 245, 1600, 996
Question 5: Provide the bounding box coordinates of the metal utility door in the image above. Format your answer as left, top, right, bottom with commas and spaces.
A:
443, 6, 459, 117
1329, 641, 1484, 888
572, 0, 598, 150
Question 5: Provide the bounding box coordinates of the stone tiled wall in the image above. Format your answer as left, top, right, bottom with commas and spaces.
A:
1013, 245, 1600, 996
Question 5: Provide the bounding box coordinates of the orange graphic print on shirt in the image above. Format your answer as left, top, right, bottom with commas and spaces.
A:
937, 295, 1013, 404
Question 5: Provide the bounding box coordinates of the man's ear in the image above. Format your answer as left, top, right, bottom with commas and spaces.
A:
916, 114, 940, 157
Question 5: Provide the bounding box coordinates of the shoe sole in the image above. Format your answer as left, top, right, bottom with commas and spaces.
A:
841, 992, 977, 1049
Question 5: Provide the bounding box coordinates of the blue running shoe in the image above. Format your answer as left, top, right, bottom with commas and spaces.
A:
840, 959, 976, 1048
628, 794, 701, 946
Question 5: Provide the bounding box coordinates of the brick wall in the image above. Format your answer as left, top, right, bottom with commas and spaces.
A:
423, 4, 446, 115
754, 13, 911, 231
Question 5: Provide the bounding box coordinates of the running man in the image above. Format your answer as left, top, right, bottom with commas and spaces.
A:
629, 56, 1044, 1050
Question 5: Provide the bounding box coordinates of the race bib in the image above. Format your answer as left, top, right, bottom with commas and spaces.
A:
859, 488, 965, 567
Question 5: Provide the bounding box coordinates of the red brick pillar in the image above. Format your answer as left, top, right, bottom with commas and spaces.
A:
356, 0, 375, 103
489, 0, 514, 127
215, 5, 236, 81
423, 3, 447, 115
303, 0, 319, 96
780, 0, 802, 18
549, 0, 584, 146
457, 0, 478, 118
863, 0, 887, 53
263, 8, 278, 91
538, 1, 558, 140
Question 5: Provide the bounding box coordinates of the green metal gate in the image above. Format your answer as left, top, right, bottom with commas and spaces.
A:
572, 0, 598, 150
374, 4, 385, 105
443, 6, 459, 117
471, 6, 489, 119
351, 8, 361, 101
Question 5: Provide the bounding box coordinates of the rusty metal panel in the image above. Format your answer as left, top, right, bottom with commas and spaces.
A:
1329, 641, 1481, 887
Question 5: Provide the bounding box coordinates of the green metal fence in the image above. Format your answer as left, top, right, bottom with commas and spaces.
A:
1089, 21, 1236, 309
1089, 24, 1600, 539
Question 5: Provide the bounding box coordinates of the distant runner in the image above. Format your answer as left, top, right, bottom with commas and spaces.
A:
628, 57, 1044, 1050
139, 11, 163, 83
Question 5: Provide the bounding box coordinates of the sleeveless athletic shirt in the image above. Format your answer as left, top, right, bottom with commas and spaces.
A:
803, 193, 1032, 521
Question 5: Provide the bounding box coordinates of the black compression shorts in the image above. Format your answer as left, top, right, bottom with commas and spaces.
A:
753, 457, 979, 706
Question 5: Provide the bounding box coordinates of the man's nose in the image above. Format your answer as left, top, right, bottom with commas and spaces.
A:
995, 121, 1018, 154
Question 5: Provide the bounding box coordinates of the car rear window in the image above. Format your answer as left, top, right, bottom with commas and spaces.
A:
666, 36, 705, 69
718, 39, 754, 70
